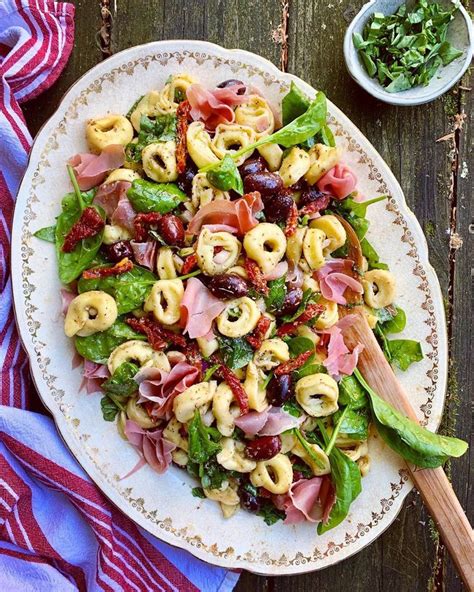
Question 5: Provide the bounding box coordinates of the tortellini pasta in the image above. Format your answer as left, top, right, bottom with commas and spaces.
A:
156, 247, 177, 279
126, 397, 156, 429
108, 340, 170, 375
234, 95, 275, 138
310, 215, 347, 256
250, 454, 293, 495
243, 362, 268, 412
130, 91, 162, 131
105, 168, 141, 184
211, 123, 256, 166
295, 373, 339, 417
253, 338, 290, 371
173, 381, 217, 423
362, 270, 396, 309
286, 227, 306, 263
212, 383, 241, 437
144, 279, 184, 325
291, 439, 331, 476
314, 297, 339, 330
196, 228, 241, 275
304, 143, 340, 185
302, 228, 325, 270
186, 122, 220, 168
196, 335, 219, 358
102, 224, 132, 245
279, 147, 311, 187
192, 172, 230, 209
216, 438, 256, 473
243, 223, 287, 274
86, 114, 134, 153
142, 141, 178, 182
203, 482, 239, 506
257, 143, 283, 171
64, 291, 117, 338
163, 417, 189, 452
216, 297, 260, 338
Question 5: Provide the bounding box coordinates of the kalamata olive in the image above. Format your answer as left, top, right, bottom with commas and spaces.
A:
239, 157, 268, 178
176, 161, 197, 195
217, 79, 246, 94
238, 487, 261, 512
299, 186, 330, 210
207, 274, 249, 299
267, 374, 292, 406
264, 192, 294, 223
246, 436, 282, 461
243, 172, 283, 196
279, 287, 303, 317
157, 214, 185, 246
102, 240, 133, 262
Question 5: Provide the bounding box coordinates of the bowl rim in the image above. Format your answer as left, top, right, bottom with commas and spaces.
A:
343, 0, 474, 106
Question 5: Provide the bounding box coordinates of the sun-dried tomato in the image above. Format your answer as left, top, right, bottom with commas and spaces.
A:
176, 100, 191, 175
181, 252, 198, 275
246, 315, 271, 349
276, 303, 324, 337
134, 212, 162, 242
62, 207, 104, 253
211, 355, 249, 414
299, 194, 331, 217
82, 257, 133, 280
126, 314, 187, 351
284, 201, 298, 238
274, 350, 313, 376
183, 341, 203, 379
244, 257, 268, 296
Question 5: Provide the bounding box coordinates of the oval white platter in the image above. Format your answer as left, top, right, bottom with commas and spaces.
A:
12, 40, 447, 575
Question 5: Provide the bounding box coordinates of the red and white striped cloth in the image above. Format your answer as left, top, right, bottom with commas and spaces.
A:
0, 2, 239, 590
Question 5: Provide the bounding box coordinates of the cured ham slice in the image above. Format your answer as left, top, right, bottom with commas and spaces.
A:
322, 324, 364, 379
130, 240, 157, 270
316, 259, 363, 305
180, 277, 226, 339
122, 420, 175, 478
186, 83, 248, 130
317, 164, 357, 200
79, 360, 109, 394
93, 180, 136, 233
188, 192, 264, 236
234, 406, 305, 436
68, 145, 125, 191
264, 261, 288, 281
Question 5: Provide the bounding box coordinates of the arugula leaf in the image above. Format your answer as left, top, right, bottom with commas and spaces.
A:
338, 375, 368, 410
291, 353, 326, 381
257, 501, 286, 526
199, 460, 230, 491
188, 410, 222, 464
385, 339, 423, 371
354, 369, 468, 468
217, 336, 254, 370
206, 155, 244, 194
55, 190, 105, 284
78, 264, 157, 315
126, 94, 144, 119
281, 82, 310, 126
102, 362, 139, 398
100, 395, 121, 421
125, 114, 177, 162
34, 225, 56, 243
264, 276, 287, 313
281, 289, 318, 323
332, 408, 369, 441
286, 336, 314, 357
75, 319, 146, 364
126, 179, 186, 213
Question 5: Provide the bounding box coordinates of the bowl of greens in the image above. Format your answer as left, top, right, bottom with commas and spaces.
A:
344, 0, 473, 106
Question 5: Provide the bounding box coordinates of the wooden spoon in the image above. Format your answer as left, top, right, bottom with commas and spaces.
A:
341, 309, 474, 589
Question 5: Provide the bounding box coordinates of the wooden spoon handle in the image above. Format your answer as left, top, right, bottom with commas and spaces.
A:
342, 310, 474, 588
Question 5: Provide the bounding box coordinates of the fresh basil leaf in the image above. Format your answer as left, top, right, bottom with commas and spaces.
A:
191, 487, 206, 499
333, 408, 369, 441
55, 190, 104, 284
100, 395, 121, 421
386, 339, 423, 371
257, 501, 286, 526
34, 225, 56, 243
206, 155, 244, 194
287, 336, 314, 357
361, 237, 388, 270
78, 264, 157, 314
380, 306, 406, 334
217, 336, 254, 370
281, 82, 310, 126
264, 276, 287, 313
338, 375, 368, 410
354, 369, 468, 468
127, 179, 186, 213
294, 429, 327, 469
102, 362, 139, 398
75, 319, 146, 364
188, 410, 222, 464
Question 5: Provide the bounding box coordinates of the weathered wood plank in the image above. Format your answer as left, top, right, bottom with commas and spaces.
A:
23, 0, 102, 136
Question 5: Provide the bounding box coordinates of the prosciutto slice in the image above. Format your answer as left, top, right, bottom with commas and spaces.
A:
317, 164, 357, 200
60, 288, 75, 316
186, 83, 248, 130
135, 362, 200, 419
264, 261, 288, 281
130, 240, 158, 270
188, 192, 264, 236
180, 277, 226, 339
121, 420, 175, 478
79, 360, 109, 394
316, 260, 363, 305
321, 324, 364, 379
93, 180, 136, 233
287, 261, 304, 289
234, 406, 304, 436
68, 145, 125, 191
234, 409, 269, 435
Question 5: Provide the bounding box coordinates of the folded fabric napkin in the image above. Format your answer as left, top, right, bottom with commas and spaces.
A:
0, 2, 239, 590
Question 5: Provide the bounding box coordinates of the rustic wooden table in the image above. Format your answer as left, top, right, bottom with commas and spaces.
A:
23, 1, 472, 590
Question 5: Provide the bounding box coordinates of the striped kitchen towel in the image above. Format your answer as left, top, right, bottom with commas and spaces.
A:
0, 2, 239, 590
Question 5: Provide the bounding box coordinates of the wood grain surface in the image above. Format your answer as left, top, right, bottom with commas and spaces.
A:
22, 1, 473, 590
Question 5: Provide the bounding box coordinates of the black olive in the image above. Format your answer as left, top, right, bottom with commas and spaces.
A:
102, 240, 133, 262
243, 172, 283, 196
299, 186, 330, 210
217, 79, 246, 94
264, 192, 295, 223
239, 157, 268, 178
207, 274, 249, 299
278, 287, 303, 317
267, 374, 293, 406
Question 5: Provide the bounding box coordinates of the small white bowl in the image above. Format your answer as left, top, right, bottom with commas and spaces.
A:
344, 0, 474, 106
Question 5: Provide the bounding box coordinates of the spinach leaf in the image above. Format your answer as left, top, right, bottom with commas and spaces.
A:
338, 375, 368, 410
126, 179, 187, 213
281, 82, 310, 126
291, 353, 326, 381
217, 336, 254, 370
281, 289, 318, 323
126, 94, 144, 119
294, 429, 327, 469
34, 225, 56, 243
282, 400, 304, 418
100, 395, 121, 421
385, 339, 423, 371
191, 487, 206, 499
198, 459, 230, 490
206, 155, 244, 194
125, 114, 177, 162
75, 319, 146, 364
332, 408, 369, 441
188, 410, 222, 464
360, 237, 388, 270
257, 501, 285, 526
287, 336, 314, 357
264, 276, 287, 313
339, 194, 387, 218
380, 306, 406, 334
78, 264, 157, 314
102, 362, 139, 398
354, 369, 468, 468
55, 190, 105, 284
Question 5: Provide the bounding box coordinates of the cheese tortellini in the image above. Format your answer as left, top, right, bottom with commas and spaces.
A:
196, 228, 241, 276
243, 223, 287, 274
250, 454, 293, 495
86, 115, 134, 153
216, 438, 256, 473
64, 291, 117, 338
173, 381, 217, 423
291, 439, 331, 476
234, 95, 275, 138
302, 228, 325, 271
362, 270, 396, 309
295, 373, 339, 417
142, 141, 178, 182
213, 383, 241, 437
108, 340, 170, 375
217, 297, 260, 338
244, 362, 268, 412
191, 172, 229, 209
304, 143, 340, 185
253, 338, 290, 371
186, 122, 220, 168
211, 123, 256, 166
310, 214, 347, 256
279, 147, 311, 187
144, 279, 184, 325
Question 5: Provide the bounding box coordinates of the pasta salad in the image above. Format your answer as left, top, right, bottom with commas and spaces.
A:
34, 73, 466, 530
